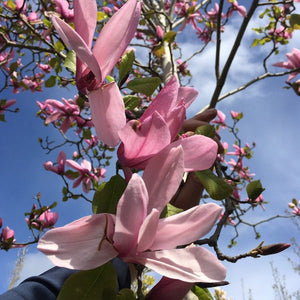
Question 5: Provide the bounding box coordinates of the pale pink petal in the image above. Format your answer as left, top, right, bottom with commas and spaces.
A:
139, 76, 179, 122
92, 0, 142, 80
51, 15, 102, 81
167, 135, 218, 171
143, 146, 184, 214
131, 246, 226, 283
177, 86, 198, 109
118, 112, 171, 168
73, 0, 97, 79
38, 214, 118, 270
146, 277, 193, 300
74, 0, 97, 49
165, 99, 185, 140
150, 203, 222, 250
89, 82, 126, 147
66, 159, 83, 171
81, 159, 91, 171
137, 209, 160, 253
114, 174, 148, 256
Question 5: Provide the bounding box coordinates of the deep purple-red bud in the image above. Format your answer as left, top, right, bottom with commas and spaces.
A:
260, 243, 291, 256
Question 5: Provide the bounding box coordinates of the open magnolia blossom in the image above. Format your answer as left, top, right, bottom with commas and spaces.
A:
38, 146, 226, 283
117, 76, 218, 170
51, 0, 142, 146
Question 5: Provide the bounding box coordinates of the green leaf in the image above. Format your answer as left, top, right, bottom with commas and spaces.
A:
83, 128, 92, 139
0, 114, 5, 122
191, 285, 213, 300
160, 203, 183, 218
97, 11, 108, 21
9, 62, 19, 72
246, 180, 265, 200
55, 40, 65, 52
153, 45, 165, 58
63, 50, 76, 73
127, 77, 161, 96
57, 262, 118, 300
6, 0, 16, 9
163, 30, 177, 43
117, 289, 136, 300
118, 51, 135, 86
196, 170, 233, 200
251, 38, 260, 47
92, 175, 127, 214
123, 95, 140, 110
290, 14, 300, 30
44, 75, 57, 88
195, 125, 215, 139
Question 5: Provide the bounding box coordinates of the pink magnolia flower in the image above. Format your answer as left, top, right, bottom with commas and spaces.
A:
211, 110, 226, 128
54, 0, 74, 23
66, 159, 98, 193
51, 0, 142, 146
39, 210, 59, 229
227, 0, 247, 18
1, 227, 15, 242
0, 99, 17, 114
117, 76, 217, 170
38, 146, 226, 283
273, 48, 300, 82
43, 98, 81, 134
44, 151, 66, 175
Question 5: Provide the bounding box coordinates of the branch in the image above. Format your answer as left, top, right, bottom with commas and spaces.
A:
209, 0, 260, 108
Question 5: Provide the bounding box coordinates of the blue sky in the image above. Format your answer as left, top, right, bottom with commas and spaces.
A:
1, 2, 300, 299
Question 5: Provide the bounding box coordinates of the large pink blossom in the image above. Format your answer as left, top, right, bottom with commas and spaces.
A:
44, 151, 66, 175
117, 76, 217, 170
51, 0, 142, 146
38, 146, 226, 283
273, 48, 300, 82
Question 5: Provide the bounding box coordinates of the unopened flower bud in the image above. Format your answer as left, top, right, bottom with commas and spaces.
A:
156, 25, 164, 41
1, 227, 15, 241
0, 218, 2, 228
260, 243, 290, 256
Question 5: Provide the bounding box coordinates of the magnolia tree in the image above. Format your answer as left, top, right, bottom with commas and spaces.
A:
1, 0, 300, 299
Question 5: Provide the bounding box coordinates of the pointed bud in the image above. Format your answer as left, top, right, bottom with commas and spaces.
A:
0, 218, 2, 228
1, 227, 15, 241
260, 243, 290, 256
156, 25, 164, 40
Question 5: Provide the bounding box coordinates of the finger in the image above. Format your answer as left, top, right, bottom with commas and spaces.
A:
191, 108, 217, 122
181, 119, 209, 132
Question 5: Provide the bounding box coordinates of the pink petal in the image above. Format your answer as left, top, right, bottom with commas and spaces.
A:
92, 0, 142, 80
167, 135, 218, 172
143, 146, 184, 214
74, 0, 97, 49
139, 76, 179, 122
177, 86, 198, 109
38, 214, 118, 270
132, 246, 226, 283
146, 277, 193, 300
114, 174, 148, 256
118, 112, 171, 169
51, 15, 102, 81
150, 203, 222, 250
137, 209, 160, 253
89, 82, 126, 147
66, 159, 83, 172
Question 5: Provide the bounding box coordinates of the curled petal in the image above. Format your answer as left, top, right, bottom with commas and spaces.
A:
168, 135, 218, 171
38, 214, 118, 270
51, 15, 102, 81
93, 0, 142, 80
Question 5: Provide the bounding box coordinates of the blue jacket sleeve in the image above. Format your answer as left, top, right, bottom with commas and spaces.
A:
0, 258, 131, 300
